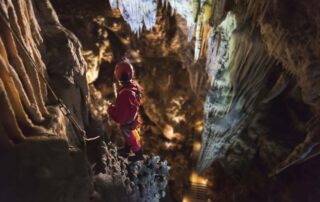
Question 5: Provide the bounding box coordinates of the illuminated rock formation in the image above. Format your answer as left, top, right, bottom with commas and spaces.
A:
1, 0, 320, 201
106, 0, 320, 200
0, 1, 169, 202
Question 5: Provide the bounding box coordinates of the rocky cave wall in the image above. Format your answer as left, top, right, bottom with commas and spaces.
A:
0, 0, 92, 201
2, 0, 319, 201
0, 1, 169, 202
198, 0, 320, 201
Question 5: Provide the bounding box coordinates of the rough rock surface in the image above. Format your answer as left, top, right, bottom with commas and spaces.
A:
3, 0, 319, 201
0, 137, 91, 202
50, 1, 206, 200
0, 0, 169, 202
197, 0, 320, 201
92, 142, 169, 202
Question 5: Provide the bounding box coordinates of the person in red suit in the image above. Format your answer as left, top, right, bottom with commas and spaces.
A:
108, 60, 143, 161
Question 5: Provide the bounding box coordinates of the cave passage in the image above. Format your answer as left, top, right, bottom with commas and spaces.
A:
1, 0, 320, 202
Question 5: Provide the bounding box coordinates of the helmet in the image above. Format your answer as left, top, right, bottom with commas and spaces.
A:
114, 61, 134, 82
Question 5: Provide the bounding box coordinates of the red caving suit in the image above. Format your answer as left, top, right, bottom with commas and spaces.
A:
107, 81, 142, 152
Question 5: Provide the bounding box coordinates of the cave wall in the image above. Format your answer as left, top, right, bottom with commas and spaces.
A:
0, 1, 170, 202
0, 0, 90, 150
3, 0, 318, 201
0, 0, 92, 201
197, 0, 320, 201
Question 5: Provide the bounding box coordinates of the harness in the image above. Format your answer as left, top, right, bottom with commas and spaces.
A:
122, 115, 139, 128
118, 87, 141, 128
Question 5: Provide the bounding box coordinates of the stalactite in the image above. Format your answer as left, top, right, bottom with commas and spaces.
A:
197, 20, 276, 173
194, 13, 204, 61
192, 0, 200, 22
109, 0, 157, 35
243, 0, 320, 175
108, 0, 227, 62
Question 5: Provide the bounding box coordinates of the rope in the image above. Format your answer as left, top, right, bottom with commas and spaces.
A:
0, 10, 99, 148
